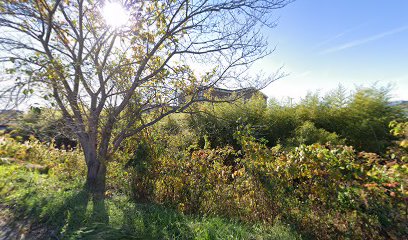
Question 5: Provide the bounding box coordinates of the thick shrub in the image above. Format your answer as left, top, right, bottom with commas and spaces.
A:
0, 134, 85, 182
330, 87, 402, 152
239, 134, 407, 239
132, 129, 407, 239
264, 100, 300, 146
185, 86, 404, 153
287, 86, 404, 153
0, 133, 132, 195
10, 107, 77, 148
286, 121, 345, 146
188, 95, 270, 148
131, 146, 273, 222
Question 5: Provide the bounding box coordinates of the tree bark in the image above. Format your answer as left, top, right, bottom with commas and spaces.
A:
85, 153, 107, 200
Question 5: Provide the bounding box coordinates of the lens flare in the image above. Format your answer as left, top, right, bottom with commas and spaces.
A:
102, 2, 129, 28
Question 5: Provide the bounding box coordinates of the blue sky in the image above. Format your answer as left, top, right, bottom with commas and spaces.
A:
256, 0, 408, 101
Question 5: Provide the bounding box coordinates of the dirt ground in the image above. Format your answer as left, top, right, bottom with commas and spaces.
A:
0, 205, 53, 240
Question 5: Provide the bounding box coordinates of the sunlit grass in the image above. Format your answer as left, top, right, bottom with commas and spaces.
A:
0, 164, 301, 240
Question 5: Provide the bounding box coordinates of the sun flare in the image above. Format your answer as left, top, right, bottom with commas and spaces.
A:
102, 2, 129, 28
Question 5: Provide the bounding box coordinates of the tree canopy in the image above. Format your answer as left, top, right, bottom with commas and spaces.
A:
0, 0, 289, 196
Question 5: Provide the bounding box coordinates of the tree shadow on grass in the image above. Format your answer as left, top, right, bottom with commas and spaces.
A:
3, 187, 195, 239
43, 188, 114, 239
40, 190, 193, 239
1, 188, 106, 239
116, 201, 194, 240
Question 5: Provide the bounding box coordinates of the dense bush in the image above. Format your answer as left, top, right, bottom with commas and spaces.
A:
130, 136, 407, 239
317, 87, 402, 152
187, 94, 269, 149
0, 135, 301, 240
0, 133, 85, 182
132, 146, 273, 222
3, 86, 403, 155
186, 86, 404, 153
1, 86, 406, 239
0, 133, 130, 194
9, 107, 77, 148
240, 134, 407, 239
286, 121, 345, 146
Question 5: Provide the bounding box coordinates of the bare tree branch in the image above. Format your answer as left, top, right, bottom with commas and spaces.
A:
0, 0, 290, 195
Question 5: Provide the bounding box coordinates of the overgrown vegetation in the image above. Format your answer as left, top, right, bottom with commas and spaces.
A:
8, 107, 77, 148
0, 136, 299, 240
1, 86, 407, 239
187, 86, 403, 152
129, 129, 407, 239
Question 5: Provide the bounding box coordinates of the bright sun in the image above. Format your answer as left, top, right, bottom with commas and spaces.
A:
102, 2, 129, 28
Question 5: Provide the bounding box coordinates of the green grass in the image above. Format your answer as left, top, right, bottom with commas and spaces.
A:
0, 164, 301, 240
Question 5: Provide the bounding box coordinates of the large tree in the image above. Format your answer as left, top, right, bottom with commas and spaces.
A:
0, 0, 288, 197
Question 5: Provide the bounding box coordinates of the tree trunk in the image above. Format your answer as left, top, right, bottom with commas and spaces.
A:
85, 155, 107, 199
